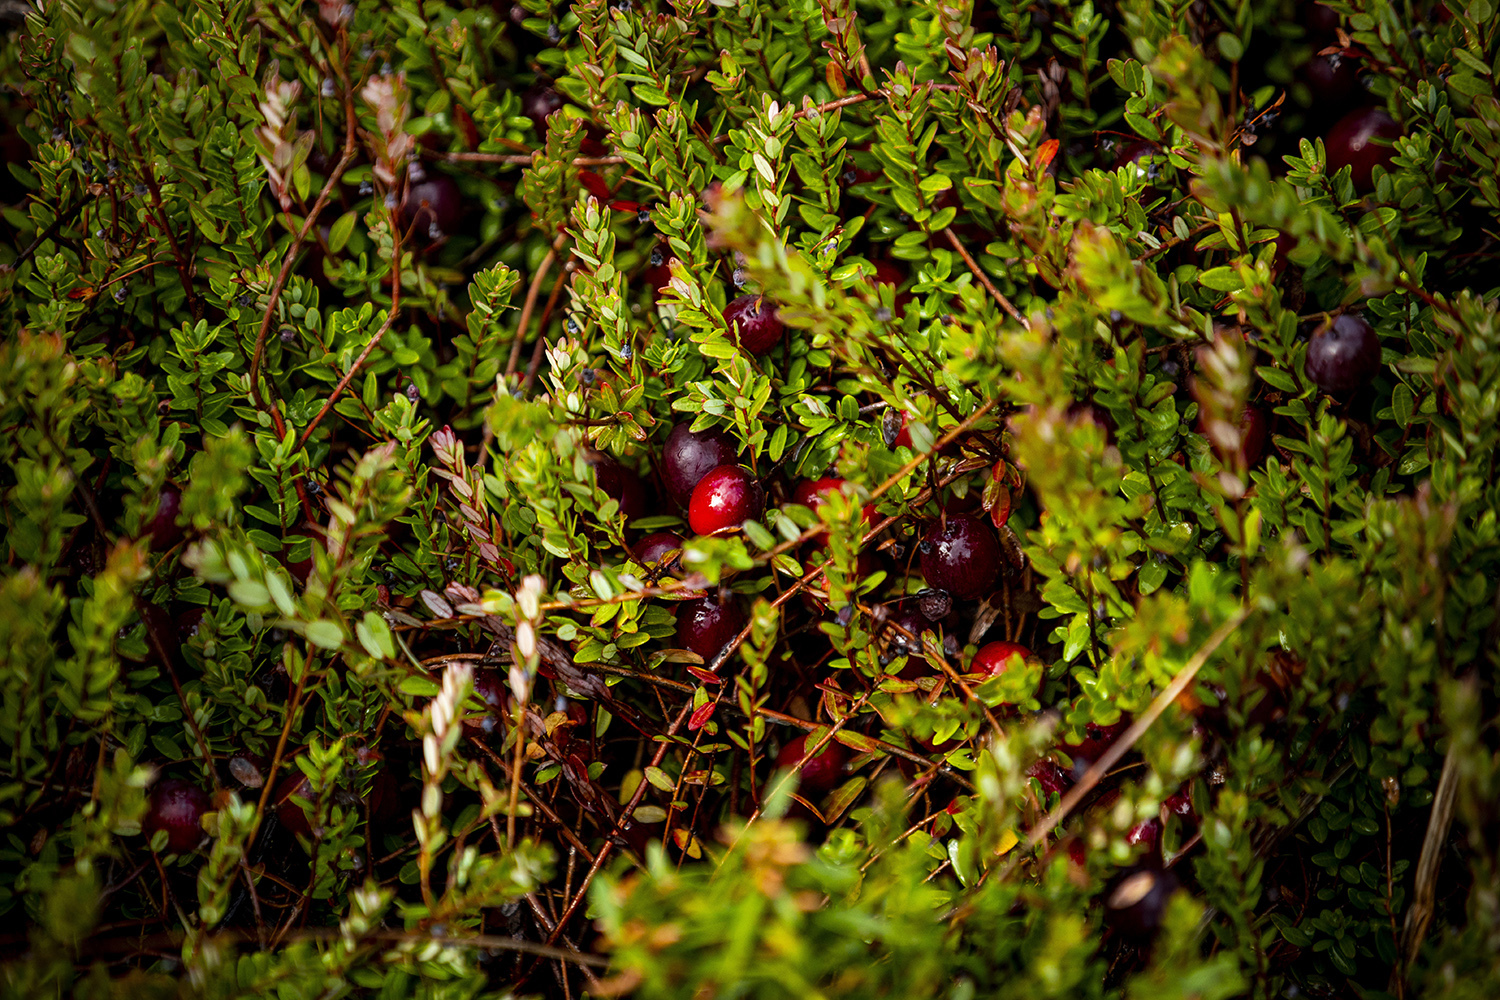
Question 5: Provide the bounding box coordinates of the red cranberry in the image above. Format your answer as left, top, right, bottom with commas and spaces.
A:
400, 174, 463, 238
587, 451, 647, 523
971, 641, 1032, 677
632, 531, 683, 567
1027, 759, 1072, 795
776, 734, 849, 793
143, 778, 209, 853
675, 593, 746, 664
1303, 47, 1361, 110
1306, 314, 1381, 393
1126, 818, 1162, 850
1240, 405, 1269, 466
791, 477, 877, 543
521, 85, 564, 134
1063, 720, 1131, 776
274, 772, 316, 839
722, 294, 784, 355
661, 423, 738, 507
1104, 867, 1180, 939
688, 464, 764, 535
1325, 106, 1401, 192
919, 517, 1002, 600
1114, 140, 1166, 187
147, 483, 185, 550
1164, 788, 1195, 818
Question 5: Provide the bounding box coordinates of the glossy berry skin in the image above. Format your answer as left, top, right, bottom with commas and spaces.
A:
776, 734, 848, 793
661, 423, 738, 507
1027, 759, 1071, 796
400, 174, 463, 238
675, 593, 746, 664
920, 517, 1002, 600
722, 294, 784, 355
521, 85, 564, 134
587, 452, 647, 523
148, 483, 185, 550
632, 531, 683, 568
688, 464, 764, 535
1104, 866, 1180, 939
143, 778, 209, 854
971, 641, 1032, 677
1325, 106, 1401, 192
1306, 314, 1381, 393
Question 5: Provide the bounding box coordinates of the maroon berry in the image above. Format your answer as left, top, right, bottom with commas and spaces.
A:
1114, 140, 1165, 186
1126, 818, 1162, 850
1306, 314, 1381, 393
587, 451, 647, 523
400, 174, 463, 238
971, 641, 1032, 678
1240, 405, 1269, 466
661, 423, 738, 507
1027, 759, 1072, 795
1325, 106, 1401, 192
466, 669, 511, 734
147, 483, 185, 550
521, 85, 565, 134
675, 593, 746, 664
1303, 48, 1361, 110
722, 294, 784, 355
143, 778, 209, 854
776, 734, 848, 793
366, 768, 402, 827
274, 772, 316, 839
919, 517, 1002, 600
1104, 867, 1180, 939
632, 531, 683, 567
688, 464, 764, 535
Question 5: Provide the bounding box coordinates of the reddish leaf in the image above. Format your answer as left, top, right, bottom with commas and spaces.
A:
689, 702, 717, 730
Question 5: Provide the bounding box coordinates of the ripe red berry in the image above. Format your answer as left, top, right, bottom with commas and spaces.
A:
147, 482, 184, 550
675, 593, 746, 663
521, 85, 564, 134
722, 294, 784, 355
776, 733, 849, 793
971, 641, 1032, 677
400, 174, 463, 238
587, 451, 647, 523
919, 517, 1002, 600
144, 778, 209, 853
1325, 106, 1401, 192
688, 464, 764, 535
661, 423, 738, 507
274, 772, 316, 839
1306, 314, 1381, 393
1104, 867, 1180, 939
791, 477, 877, 541
1027, 759, 1071, 795
1240, 404, 1269, 466
1114, 140, 1166, 187
1126, 818, 1162, 850
632, 531, 683, 568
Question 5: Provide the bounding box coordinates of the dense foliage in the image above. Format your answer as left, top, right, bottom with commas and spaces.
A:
3, 0, 1500, 996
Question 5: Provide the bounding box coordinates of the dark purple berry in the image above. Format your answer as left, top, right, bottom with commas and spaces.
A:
675, 593, 746, 664
722, 294, 784, 355
919, 517, 1002, 600
144, 778, 209, 854
661, 423, 738, 507
632, 531, 683, 568
1306, 314, 1380, 393
1104, 866, 1180, 939
400, 174, 463, 239
1325, 106, 1401, 192
521, 85, 564, 134
587, 451, 647, 524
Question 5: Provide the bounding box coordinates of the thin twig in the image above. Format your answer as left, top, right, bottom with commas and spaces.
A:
505, 240, 564, 379
943, 228, 1026, 326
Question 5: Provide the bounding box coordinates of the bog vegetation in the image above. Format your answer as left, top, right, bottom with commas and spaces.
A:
2, 0, 1499, 997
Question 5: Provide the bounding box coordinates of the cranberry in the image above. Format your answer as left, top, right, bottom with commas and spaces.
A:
1027, 759, 1072, 795
971, 641, 1032, 677
1164, 788, 1195, 818
521, 85, 564, 134
632, 531, 683, 568
1114, 140, 1166, 187
1126, 818, 1162, 850
1303, 47, 1361, 110
688, 464, 764, 535
661, 423, 738, 507
1104, 867, 1180, 939
175, 607, 206, 643
1325, 106, 1401, 192
776, 734, 849, 793
1306, 314, 1381, 393
138, 602, 181, 667
722, 294, 784, 355
791, 477, 877, 542
274, 771, 316, 839
675, 593, 746, 664
1063, 719, 1132, 779
143, 778, 209, 853
465, 669, 511, 734
1304, 1, 1340, 43
400, 174, 463, 238
587, 451, 647, 523
1240, 405, 1269, 466
919, 517, 1002, 600
147, 482, 184, 550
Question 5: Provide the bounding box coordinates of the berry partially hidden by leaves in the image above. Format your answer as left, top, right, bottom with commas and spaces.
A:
971, 641, 1031, 677
722, 294, 784, 355
400, 174, 463, 239
147, 482, 184, 550
919, 517, 1002, 600
466, 668, 511, 734
632, 531, 683, 568
274, 772, 316, 839
1306, 314, 1381, 393
143, 778, 209, 854
661, 423, 738, 507
688, 464, 764, 535
1325, 106, 1401, 193
521, 85, 564, 134
587, 451, 647, 524
675, 593, 746, 664
1104, 867, 1180, 939
776, 733, 848, 793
